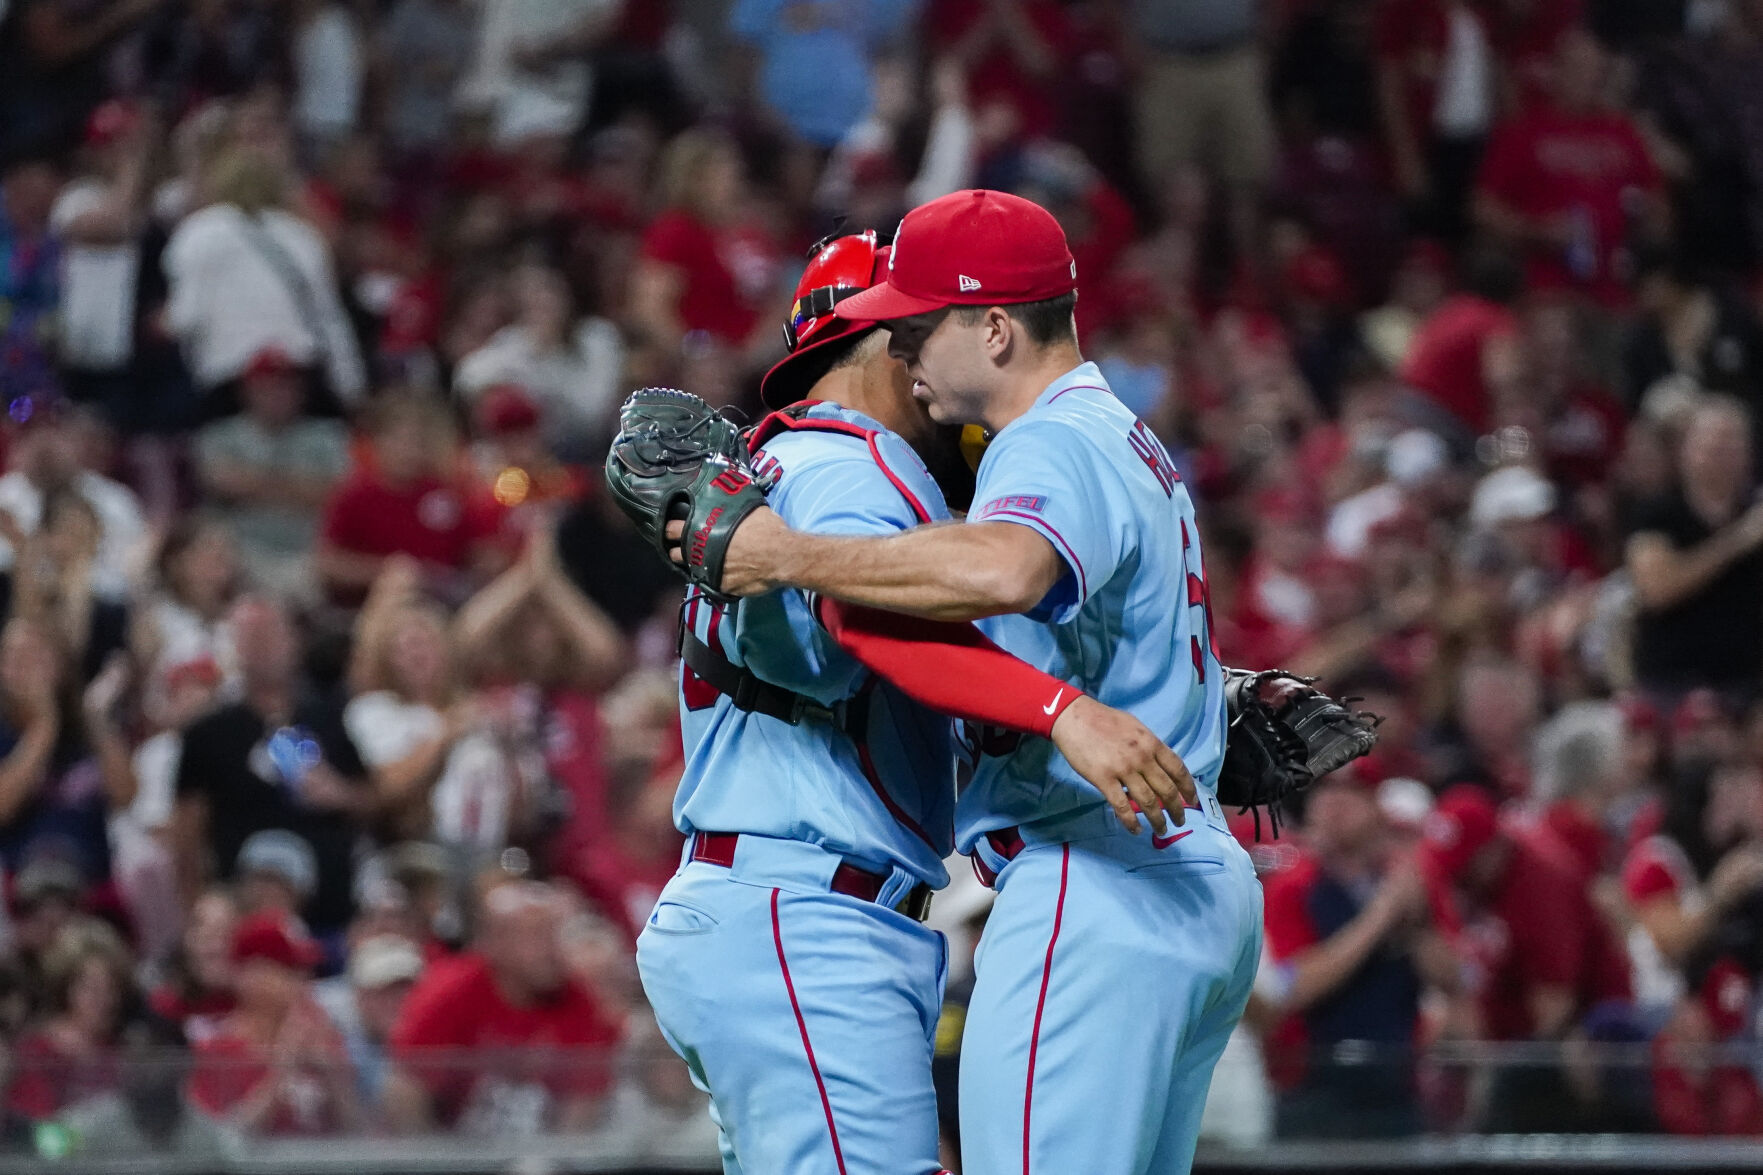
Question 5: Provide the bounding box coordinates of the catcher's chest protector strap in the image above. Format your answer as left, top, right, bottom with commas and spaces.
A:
679, 621, 867, 735
746, 403, 934, 524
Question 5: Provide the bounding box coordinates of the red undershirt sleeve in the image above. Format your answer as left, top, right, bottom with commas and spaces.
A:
816, 598, 1081, 739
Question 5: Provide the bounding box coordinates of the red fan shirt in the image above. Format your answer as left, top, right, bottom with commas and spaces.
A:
389, 953, 623, 1131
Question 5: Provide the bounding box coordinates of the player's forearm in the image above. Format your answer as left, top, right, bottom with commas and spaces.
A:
755, 517, 1050, 622
819, 600, 1077, 735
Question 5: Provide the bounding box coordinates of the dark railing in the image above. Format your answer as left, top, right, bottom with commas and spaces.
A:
3, 1042, 1763, 1172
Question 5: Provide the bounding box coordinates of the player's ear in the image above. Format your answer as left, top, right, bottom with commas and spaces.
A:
983, 306, 1014, 362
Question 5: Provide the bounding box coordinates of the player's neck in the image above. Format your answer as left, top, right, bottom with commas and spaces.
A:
813, 363, 907, 438
985, 342, 1084, 432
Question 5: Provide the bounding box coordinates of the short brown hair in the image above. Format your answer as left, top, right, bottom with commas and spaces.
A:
955, 292, 1078, 347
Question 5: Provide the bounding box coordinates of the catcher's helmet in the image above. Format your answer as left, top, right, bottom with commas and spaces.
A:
759, 229, 888, 408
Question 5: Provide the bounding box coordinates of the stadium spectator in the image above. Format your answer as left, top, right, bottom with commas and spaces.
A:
0, 400, 149, 606
452, 531, 626, 887
1527, 701, 1643, 888
0, 614, 125, 884
464, 385, 591, 546
188, 911, 360, 1135
1398, 248, 1524, 442
452, 262, 624, 457
1624, 397, 1763, 701
161, 145, 366, 415
289, 0, 364, 158
1128, 0, 1276, 259
316, 393, 502, 606
105, 655, 215, 968
131, 519, 238, 723
1622, 761, 1763, 1004
50, 102, 154, 425
344, 563, 529, 862
1421, 785, 1632, 1130
147, 888, 238, 1044
1374, 0, 1497, 241
1261, 770, 1453, 1138
7, 919, 139, 1119
313, 933, 424, 1105
0, 0, 162, 162
730, 0, 917, 149
374, 0, 474, 161
628, 129, 780, 365
1361, 239, 1453, 372
454, 0, 619, 149
0, 160, 65, 409
194, 347, 351, 604
234, 829, 319, 919
1626, 761, 1763, 1134
1630, 0, 1763, 275
1473, 28, 1667, 307
924, 0, 1073, 144
384, 880, 623, 1135
49, 1016, 236, 1160
1622, 250, 1763, 419
173, 596, 371, 936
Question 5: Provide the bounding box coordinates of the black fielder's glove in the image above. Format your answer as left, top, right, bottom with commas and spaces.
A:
1216, 668, 1381, 837
605, 388, 776, 603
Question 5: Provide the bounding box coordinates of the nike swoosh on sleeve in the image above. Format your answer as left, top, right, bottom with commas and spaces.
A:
1042, 690, 1064, 716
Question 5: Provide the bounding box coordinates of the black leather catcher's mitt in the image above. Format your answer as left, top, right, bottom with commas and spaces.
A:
1217, 668, 1381, 836
605, 389, 775, 603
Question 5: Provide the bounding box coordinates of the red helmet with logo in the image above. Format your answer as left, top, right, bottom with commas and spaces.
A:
759, 229, 888, 408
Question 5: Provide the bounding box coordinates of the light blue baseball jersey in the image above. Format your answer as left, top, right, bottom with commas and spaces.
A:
957, 361, 1227, 852
673, 401, 956, 888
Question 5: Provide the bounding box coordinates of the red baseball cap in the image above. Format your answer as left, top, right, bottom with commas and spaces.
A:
243, 346, 300, 381
84, 100, 140, 148
231, 911, 323, 972
834, 190, 1077, 323
475, 383, 542, 435
760, 230, 888, 408
1419, 784, 1502, 880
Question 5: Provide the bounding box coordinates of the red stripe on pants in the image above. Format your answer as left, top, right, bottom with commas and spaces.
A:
771, 888, 849, 1175
1023, 844, 1071, 1174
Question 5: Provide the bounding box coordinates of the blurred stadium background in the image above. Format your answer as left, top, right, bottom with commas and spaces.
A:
5, 0, 1763, 1170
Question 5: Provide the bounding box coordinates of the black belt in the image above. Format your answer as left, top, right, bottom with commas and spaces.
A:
680, 626, 866, 734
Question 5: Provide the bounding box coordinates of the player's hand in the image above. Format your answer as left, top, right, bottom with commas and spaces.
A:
1050, 696, 1196, 835
665, 506, 788, 597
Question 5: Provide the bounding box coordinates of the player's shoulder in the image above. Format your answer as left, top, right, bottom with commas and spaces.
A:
992, 386, 1141, 471
755, 403, 946, 518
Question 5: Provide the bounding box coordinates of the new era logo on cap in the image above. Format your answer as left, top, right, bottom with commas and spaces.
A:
834, 190, 1077, 323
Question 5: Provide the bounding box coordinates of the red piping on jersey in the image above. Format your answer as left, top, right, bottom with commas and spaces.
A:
773, 888, 849, 1175
849, 688, 940, 852
1024, 844, 1071, 1175
1044, 383, 1112, 405
748, 406, 933, 524
983, 509, 1088, 602
865, 433, 932, 523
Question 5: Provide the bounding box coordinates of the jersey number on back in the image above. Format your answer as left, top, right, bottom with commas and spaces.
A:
1180, 518, 1219, 682
1128, 420, 1179, 499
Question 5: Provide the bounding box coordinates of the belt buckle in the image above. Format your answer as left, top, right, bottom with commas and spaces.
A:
894, 885, 932, 923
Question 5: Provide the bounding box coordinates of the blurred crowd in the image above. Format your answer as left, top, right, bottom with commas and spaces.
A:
5, 0, 1763, 1158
